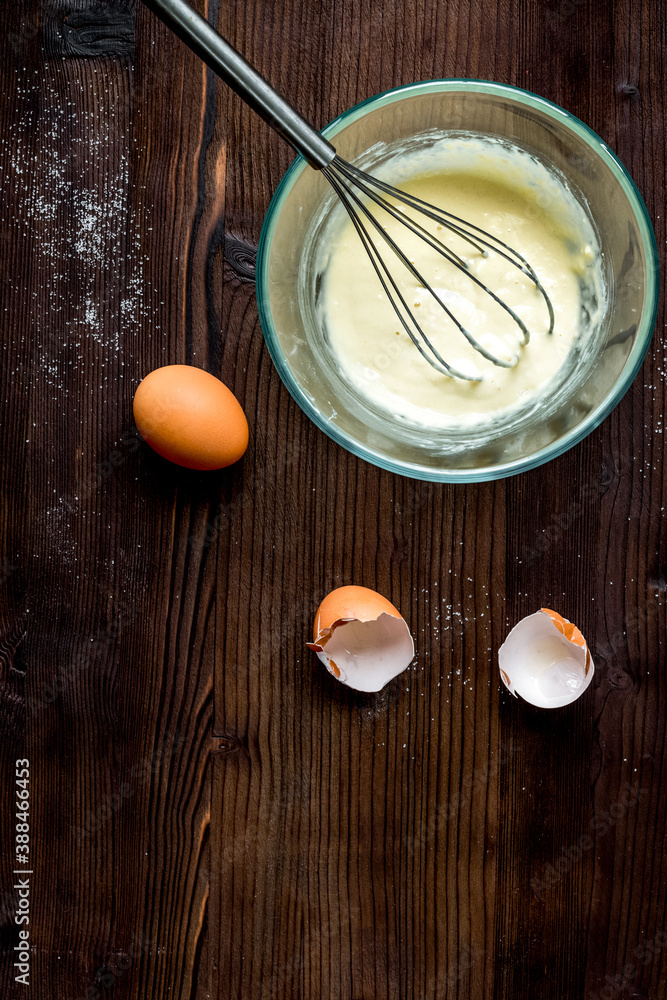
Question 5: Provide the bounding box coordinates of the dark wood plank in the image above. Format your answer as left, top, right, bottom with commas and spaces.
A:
0, 1, 225, 996
499, 2, 667, 998
1, 0, 666, 998
212, 1, 507, 998
210, 0, 667, 998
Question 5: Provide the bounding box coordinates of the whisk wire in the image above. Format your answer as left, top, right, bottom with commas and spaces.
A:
324, 157, 542, 374
324, 167, 482, 378
333, 158, 534, 352
335, 156, 556, 342
323, 168, 478, 381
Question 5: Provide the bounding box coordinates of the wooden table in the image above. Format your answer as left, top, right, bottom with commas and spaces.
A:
1, 1, 665, 997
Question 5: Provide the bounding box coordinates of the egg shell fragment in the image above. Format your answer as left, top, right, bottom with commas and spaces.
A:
498, 607, 594, 709
133, 364, 248, 470
307, 585, 414, 693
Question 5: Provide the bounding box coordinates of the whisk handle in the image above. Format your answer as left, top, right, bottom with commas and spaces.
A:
141, 0, 337, 169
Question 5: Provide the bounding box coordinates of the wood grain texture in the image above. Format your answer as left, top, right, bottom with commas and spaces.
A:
0, 1, 665, 999
1, 1, 218, 996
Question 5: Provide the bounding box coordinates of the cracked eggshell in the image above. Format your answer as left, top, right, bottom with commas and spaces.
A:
498, 608, 594, 708
307, 585, 414, 692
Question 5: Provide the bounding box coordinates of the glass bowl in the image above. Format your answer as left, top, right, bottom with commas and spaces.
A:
256, 80, 659, 482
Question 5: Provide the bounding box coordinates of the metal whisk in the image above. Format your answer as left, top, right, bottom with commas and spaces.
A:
143, 0, 555, 382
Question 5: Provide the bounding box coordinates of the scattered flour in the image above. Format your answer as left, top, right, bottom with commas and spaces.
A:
0, 68, 163, 390
44, 499, 78, 564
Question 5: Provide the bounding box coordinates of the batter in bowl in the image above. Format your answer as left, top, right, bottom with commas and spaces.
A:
317, 137, 605, 429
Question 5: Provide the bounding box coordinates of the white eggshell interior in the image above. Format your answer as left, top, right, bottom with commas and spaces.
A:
315, 613, 414, 692
499, 611, 594, 709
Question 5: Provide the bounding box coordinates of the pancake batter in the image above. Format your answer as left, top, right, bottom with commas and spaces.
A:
318, 137, 604, 428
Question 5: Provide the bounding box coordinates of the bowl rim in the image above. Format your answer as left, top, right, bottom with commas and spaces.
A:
256, 78, 660, 483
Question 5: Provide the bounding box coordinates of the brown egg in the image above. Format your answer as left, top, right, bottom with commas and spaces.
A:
133, 365, 248, 470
